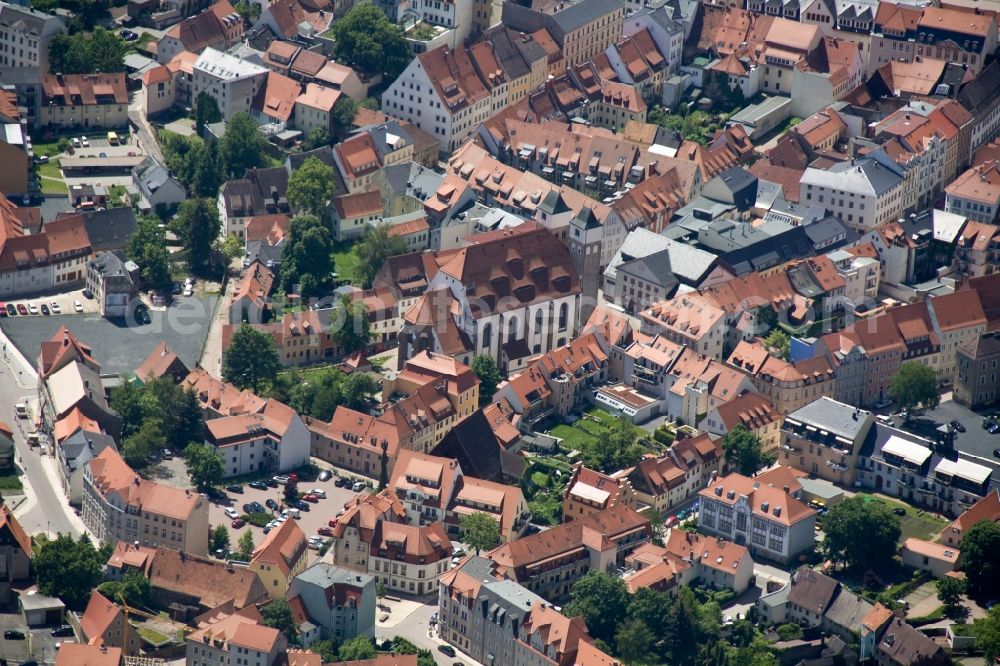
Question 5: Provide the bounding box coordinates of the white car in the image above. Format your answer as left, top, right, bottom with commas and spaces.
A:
73, 300, 83, 313
183, 285, 193, 297
308, 488, 326, 499
50, 301, 60, 313
80, 137, 90, 147
71, 137, 81, 148
351, 481, 366, 492
28, 303, 38, 315
224, 508, 239, 519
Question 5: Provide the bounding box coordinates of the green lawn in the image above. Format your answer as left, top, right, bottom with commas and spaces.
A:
550, 424, 598, 450
855, 492, 949, 542
38, 158, 67, 194
332, 241, 360, 284
0, 469, 22, 491
137, 626, 171, 646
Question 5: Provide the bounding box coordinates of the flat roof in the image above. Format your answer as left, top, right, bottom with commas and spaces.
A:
881, 435, 932, 467
935, 457, 991, 485
569, 482, 611, 504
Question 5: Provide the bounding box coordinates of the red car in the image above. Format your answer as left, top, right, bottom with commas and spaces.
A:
231, 518, 246, 529
664, 515, 678, 528
16, 303, 27, 315
317, 526, 334, 537
288, 472, 299, 482
302, 494, 319, 503
328, 518, 339, 528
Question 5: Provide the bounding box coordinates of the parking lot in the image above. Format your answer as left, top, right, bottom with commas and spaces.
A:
207, 472, 366, 557
1, 287, 99, 318
0, 610, 64, 665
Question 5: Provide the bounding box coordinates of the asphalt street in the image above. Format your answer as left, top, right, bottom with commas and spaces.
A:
0, 329, 82, 538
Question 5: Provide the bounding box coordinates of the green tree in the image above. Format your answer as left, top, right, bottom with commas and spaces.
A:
355, 224, 407, 288
331, 96, 359, 140
110, 379, 147, 440
628, 587, 673, 646
471, 355, 503, 404
218, 234, 244, 263
280, 214, 334, 297
35, 534, 103, 610
195, 92, 223, 131
192, 139, 224, 198
126, 216, 173, 292
222, 112, 266, 178
48, 28, 126, 74
936, 576, 965, 612
301, 127, 330, 151
564, 571, 629, 646
262, 598, 299, 645
284, 478, 299, 504
174, 198, 219, 274
330, 3, 409, 79
211, 524, 230, 554
310, 640, 337, 662
763, 329, 790, 360
889, 361, 940, 418
287, 156, 335, 215
615, 618, 656, 665
376, 579, 387, 601
234, 0, 261, 22
223, 324, 282, 392
338, 636, 377, 662
959, 519, 1000, 598
237, 529, 255, 561
821, 495, 901, 571
332, 295, 371, 355
722, 425, 775, 476
122, 418, 165, 468
978, 606, 1000, 664
184, 443, 224, 490
460, 511, 500, 554
120, 570, 152, 608
583, 417, 642, 473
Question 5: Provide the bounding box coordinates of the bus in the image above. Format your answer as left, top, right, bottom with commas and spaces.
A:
106, 131, 119, 145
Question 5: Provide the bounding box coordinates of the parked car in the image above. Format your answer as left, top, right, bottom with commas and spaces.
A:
15, 303, 26, 315
39, 303, 49, 315
318, 470, 332, 482
989, 423, 1000, 435
231, 518, 246, 528
893, 508, 907, 516
351, 481, 366, 492
224, 508, 239, 519
82, 289, 94, 299
438, 646, 456, 658
242, 503, 255, 514
273, 475, 290, 485
226, 484, 243, 494
288, 472, 299, 482
28, 303, 38, 315
993, 448, 1000, 458
318, 526, 334, 537
950, 420, 967, 433
293, 500, 310, 512
265, 477, 279, 488
73, 300, 83, 313
4, 630, 25, 640
80, 137, 90, 148
302, 494, 319, 503
309, 488, 326, 499
248, 501, 265, 514
5, 304, 15, 316
249, 480, 267, 490
71, 138, 81, 148
334, 477, 347, 487
265, 499, 279, 511
51, 625, 74, 637
161, 448, 173, 460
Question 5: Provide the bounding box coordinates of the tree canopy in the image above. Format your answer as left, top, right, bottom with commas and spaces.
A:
471, 355, 503, 405
269, 367, 376, 420
262, 598, 299, 646
581, 417, 642, 473
195, 92, 223, 131
223, 324, 282, 392
184, 443, 225, 490
280, 214, 334, 298
978, 605, 1000, 664
338, 636, 377, 662
564, 571, 631, 646
889, 362, 940, 416
354, 224, 407, 288
222, 112, 266, 178
237, 530, 255, 561
110, 377, 205, 452
722, 425, 774, 476
126, 216, 173, 292
331, 295, 371, 355
49, 28, 126, 74
960, 519, 1000, 598
460, 512, 501, 554
35, 534, 104, 611
821, 495, 901, 571
173, 198, 219, 275
330, 3, 410, 80
763, 329, 790, 360
287, 156, 335, 215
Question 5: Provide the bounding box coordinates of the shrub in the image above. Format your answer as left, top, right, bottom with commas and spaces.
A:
243, 512, 271, 527
776, 623, 803, 641
653, 428, 675, 446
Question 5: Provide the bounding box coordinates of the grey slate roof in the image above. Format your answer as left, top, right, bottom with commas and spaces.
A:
786, 397, 870, 441
295, 562, 374, 588
550, 0, 623, 34
61, 429, 116, 472
89, 251, 131, 279
617, 249, 679, 292
605, 227, 720, 286
72, 208, 137, 253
